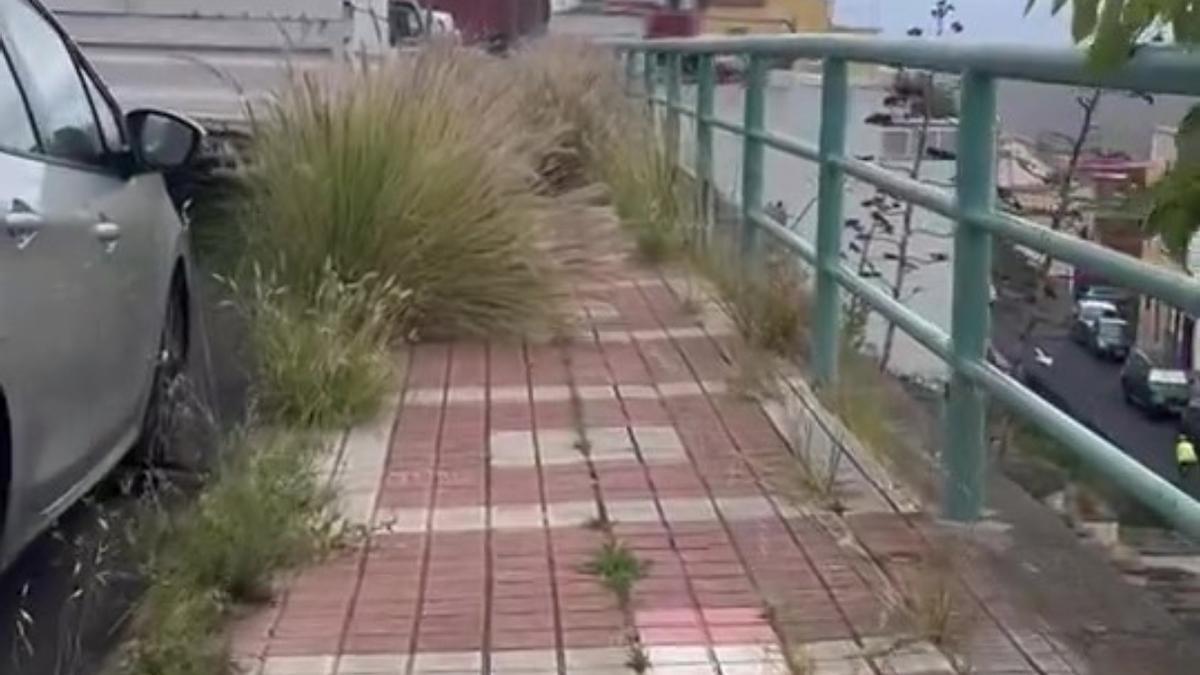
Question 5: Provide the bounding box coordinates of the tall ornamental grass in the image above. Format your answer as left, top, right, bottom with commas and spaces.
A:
239, 47, 562, 340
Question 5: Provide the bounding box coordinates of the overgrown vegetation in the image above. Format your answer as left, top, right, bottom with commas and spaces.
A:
238, 49, 561, 339
513, 40, 694, 262
120, 432, 341, 675
699, 246, 812, 357
228, 265, 403, 427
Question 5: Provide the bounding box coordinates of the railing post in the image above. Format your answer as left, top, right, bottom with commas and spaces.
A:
695, 53, 715, 228
945, 70, 997, 522
643, 51, 656, 120
813, 58, 848, 386
740, 55, 766, 259
666, 52, 682, 166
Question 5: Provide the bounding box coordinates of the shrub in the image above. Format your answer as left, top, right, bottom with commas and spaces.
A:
238, 47, 561, 338
121, 431, 339, 675
513, 40, 693, 262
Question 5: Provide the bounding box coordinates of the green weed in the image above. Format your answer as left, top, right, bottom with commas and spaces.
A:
584, 541, 647, 604
119, 431, 341, 675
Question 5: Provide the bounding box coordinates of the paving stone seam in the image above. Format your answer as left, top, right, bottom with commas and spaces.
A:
575, 291, 724, 673
404, 346, 454, 675
555, 333, 636, 668
524, 341, 569, 675
481, 345, 495, 674
627, 275, 888, 674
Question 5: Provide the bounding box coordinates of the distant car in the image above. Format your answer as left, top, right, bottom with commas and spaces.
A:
1084, 316, 1131, 360
1120, 350, 1191, 417
1076, 285, 1136, 318
1070, 298, 1121, 350
0, 0, 203, 569
429, 10, 459, 39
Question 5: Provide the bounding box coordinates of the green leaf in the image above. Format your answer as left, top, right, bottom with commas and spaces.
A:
1072, 0, 1101, 42
1025, 0, 1039, 15
1173, 6, 1200, 43
1087, 0, 1131, 69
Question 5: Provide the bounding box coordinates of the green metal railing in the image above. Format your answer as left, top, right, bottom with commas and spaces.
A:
612, 35, 1200, 538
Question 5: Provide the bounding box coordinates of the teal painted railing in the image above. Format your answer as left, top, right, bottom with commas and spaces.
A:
611, 35, 1200, 538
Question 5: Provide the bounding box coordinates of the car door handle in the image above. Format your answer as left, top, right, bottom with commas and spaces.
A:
2, 211, 44, 228
2, 202, 44, 250
92, 221, 121, 242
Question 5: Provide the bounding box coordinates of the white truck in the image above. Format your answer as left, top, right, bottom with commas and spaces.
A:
45, 0, 434, 134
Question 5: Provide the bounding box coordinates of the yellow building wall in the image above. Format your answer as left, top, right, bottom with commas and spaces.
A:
702, 0, 830, 35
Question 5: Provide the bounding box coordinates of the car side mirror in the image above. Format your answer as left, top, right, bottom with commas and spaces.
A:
126, 108, 205, 172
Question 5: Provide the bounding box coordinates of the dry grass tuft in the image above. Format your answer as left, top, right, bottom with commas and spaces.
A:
698, 245, 812, 357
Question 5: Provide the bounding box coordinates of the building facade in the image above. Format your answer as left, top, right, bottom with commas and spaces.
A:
700, 0, 829, 35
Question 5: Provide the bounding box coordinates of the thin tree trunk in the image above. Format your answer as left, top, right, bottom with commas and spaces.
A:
996, 88, 1101, 459
879, 78, 935, 370
1013, 88, 1103, 365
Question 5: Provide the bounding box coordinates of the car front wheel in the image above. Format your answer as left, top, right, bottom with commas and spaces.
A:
132, 284, 188, 467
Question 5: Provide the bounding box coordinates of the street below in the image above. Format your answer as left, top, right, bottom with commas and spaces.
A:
991, 243, 1200, 500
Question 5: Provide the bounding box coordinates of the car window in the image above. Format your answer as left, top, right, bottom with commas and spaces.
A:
80, 67, 122, 152
2, 0, 105, 165
0, 46, 36, 153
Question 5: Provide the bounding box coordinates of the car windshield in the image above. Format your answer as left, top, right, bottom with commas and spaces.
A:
1078, 300, 1117, 321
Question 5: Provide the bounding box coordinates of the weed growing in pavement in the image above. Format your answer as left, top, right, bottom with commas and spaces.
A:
238, 47, 562, 339
754, 414, 844, 513
584, 541, 647, 606
583, 515, 611, 532
119, 431, 342, 675
625, 641, 651, 674
784, 644, 815, 675
880, 544, 975, 658
726, 342, 783, 402
695, 246, 811, 357
227, 264, 403, 429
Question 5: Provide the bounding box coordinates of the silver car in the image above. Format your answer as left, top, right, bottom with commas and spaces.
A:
0, 0, 203, 569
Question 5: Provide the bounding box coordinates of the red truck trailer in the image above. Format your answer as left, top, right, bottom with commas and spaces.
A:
427, 0, 551, 49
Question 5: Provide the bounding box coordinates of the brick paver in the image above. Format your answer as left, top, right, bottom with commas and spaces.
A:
231, 211, 1075, 675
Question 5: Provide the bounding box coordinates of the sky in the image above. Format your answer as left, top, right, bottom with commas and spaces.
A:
833, 0, 1073, 44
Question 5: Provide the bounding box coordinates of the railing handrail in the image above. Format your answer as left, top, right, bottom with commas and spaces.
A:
615, 38, 1200, 540
608, 35, 1200, 96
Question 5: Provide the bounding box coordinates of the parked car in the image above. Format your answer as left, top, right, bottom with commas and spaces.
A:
1085, 316, 1132, 360
1120, 350, 1192, 417
0, 0, 203, 569
1069, 298, 1119, 343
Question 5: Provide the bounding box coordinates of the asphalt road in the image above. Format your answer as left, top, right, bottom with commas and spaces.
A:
990, 244, 1200, 499
0, 270, 248, 675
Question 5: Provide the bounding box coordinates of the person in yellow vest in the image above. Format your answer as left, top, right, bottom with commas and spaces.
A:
1176, 434, 1198, 482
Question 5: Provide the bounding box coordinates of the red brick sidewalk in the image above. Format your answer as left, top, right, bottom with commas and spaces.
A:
231, 211, 1087, 675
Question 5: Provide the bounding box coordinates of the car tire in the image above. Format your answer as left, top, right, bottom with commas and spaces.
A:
131, 283, 189, 468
